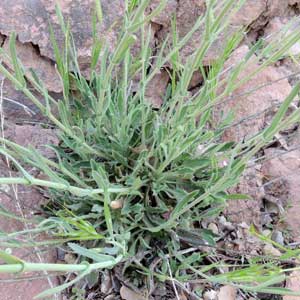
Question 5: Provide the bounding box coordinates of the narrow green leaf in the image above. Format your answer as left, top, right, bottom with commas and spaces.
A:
35, 265, 91, 299
68, 243, 116, 263
9, 33, 26, 87
0, 250, 24, 264
264, 83, 300, 139
95, 0, 103, 24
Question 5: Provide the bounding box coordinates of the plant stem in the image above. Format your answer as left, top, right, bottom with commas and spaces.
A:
0, 255, 123, 274
0, 263, 85, 273
0, 177, 131, 195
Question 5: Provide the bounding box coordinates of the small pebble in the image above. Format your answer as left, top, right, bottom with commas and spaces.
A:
261, 213, 273, 226
271, 230, 284, 245
262, 229, 271, 237
236, 229, 243, 239
263, 244, 281, 257
250, 249, 259, 256
238, 222, 249, 229
218, 216, 235, 231
101, 270, 112, 294
218, 216, 227, 224
218, 285, 236, 300
56, 248, 66, 261
203, 290, 218, 300
208, 223, 219, 235
110, 199, 123, 209
224, 222, 235, 231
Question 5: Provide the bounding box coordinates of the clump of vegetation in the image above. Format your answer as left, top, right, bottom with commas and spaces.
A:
0, 0, 300, 298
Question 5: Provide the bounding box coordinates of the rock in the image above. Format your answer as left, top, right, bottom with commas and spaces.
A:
4, 123, 59, 159
208, 223, 219, 235
154, 0, 205, 63
215, 44, 292, 142
238, 222, 249, 229
104, 295, 116, 300
120, 286, 146, 300
218, 44, 292, 227
261, 213, 273, 226
230, 0, 267, 26
188, 71, 203, 90
218, 216, 234, 230
262, 146, 300, 241
271, 230, 285, 245
289, 0, 300, 6
196, 0, 268, 64
217, 285, 237, 300
154, 1, 269, 65
243, 1, 290, 32
179, 291, 188, 300
110, 199, 123, 209
145, 70, 169, 108
0, 0, 125, 76
266, 1, 289, 19
203, 289, 218, 300
262, 229, 272, 237
148, 0, 177, 26
152, 283, 168, 298
0, 160, 59, 300
276, 55, 300, 87
218, 215, 235, 231
101, 271, 112, 294
264, 17, 300, 56
263, 244, 282, 256
0, 77, 58, 122
218, 215, 227, 224
1, 39, 61, 93
283, 271, 300, 300
264, 17, 289, 38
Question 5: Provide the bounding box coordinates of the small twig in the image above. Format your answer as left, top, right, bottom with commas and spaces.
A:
1, 96, 36, 115
248, 143, 300, 167
166, 258, 180, 300
223, 101, 281, 131
0, 177, 132, 195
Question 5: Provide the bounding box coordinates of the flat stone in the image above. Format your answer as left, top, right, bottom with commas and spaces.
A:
0, 160, 59, 300
1, 39, 61, 93
218, 285, 237, 300
215, 44, 292, 142
283, 271, 300, 300
271, 230, 285, 245
4, 123, 59, 159
145, 70, 169, 108
0, 77, 58, 122
0, 0, 125, 76
263, 244, 282, 256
